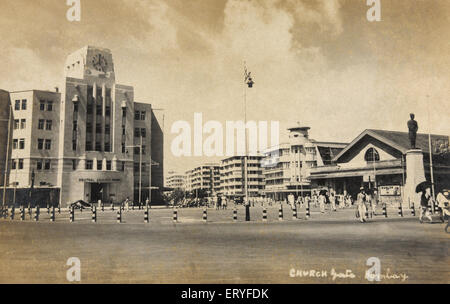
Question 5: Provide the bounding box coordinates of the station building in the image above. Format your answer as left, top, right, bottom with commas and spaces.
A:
1, 46, 164, 207
309, 129, 450, 203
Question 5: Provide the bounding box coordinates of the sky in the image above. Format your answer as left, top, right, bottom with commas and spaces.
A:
0, 0, 449, 175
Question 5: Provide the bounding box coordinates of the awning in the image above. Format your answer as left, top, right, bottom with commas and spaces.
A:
309, 168, 404, 180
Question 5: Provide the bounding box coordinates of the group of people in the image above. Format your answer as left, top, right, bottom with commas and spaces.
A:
355, 187, 377, 223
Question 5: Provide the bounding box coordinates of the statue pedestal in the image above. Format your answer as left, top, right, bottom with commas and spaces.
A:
403, 149, 426, 206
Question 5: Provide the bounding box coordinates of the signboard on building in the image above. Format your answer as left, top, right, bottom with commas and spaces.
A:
379, 185, 401, 196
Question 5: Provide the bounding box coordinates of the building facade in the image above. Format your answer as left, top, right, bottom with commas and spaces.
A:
165, 171, 186, 190
262, 125, 347, 200
185, 164, 220, 195
219, 156, 265, 198
2, 46, 164, 207
309, 129, 450, 204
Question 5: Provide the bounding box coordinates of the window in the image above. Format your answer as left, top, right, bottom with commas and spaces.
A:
134, 162, 139, 171
11, 160, 17, 170
97, 161, 102, 171
21, 99, 27, 110
20, 119, 26, 129
142, 145, 146, 155
141, 128, 146, 138
106, 161, 112, 171
134, 128, 140, 138
13, 139, 18, 149
37, 160, 43, 170
122, 127, 126, 135
15, 100, 20, 110
37, 139, 44, 150
73, 103, 78, 113
18, 159, 24, 170
140, 111, 146, 120
40, 100, 45, 111
104, 143, 111, 152
105, 106, 111, 116
45, 120, 52, 130
135, 111, 140, 120
38, 119, 44, 130
105, 124, 110, 134
72, 160, 77, 170
44, 160, 51, 170
96, 104, 102, 116
86, 142, 92, 151
13, 120, 19, 130
95, 142, 102, 151
120, 161, 125, 171
19, 139, 25, 149
96, 123, 101, 133
122, 108, 127, 118
134, 147, 140, 155
86, 160, 93, 170
44, 139, 51, 150
73, 121, 78, 131
86, 123, 92, 133
87, 104, 93, 114
47, 101, 53, 111
72, 140, 77, 151
121, 143, 125, 153
364, 148, 380, 162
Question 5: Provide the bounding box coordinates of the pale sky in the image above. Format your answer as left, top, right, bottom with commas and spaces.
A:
1, 0, 449, 175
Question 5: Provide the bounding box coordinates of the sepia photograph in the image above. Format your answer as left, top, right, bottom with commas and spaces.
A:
0, 0, 449, 290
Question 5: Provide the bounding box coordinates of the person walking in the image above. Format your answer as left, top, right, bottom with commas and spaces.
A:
319, 192, 326, 213
356, 187, 367, 223
419, 187, 433, 223
330, 192, 337, 211
223, 196, 227, 210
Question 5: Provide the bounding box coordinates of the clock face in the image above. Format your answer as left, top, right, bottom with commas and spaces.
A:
92, 54, 108, 72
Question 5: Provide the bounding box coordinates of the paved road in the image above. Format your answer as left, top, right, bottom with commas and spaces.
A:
0, 207, 448, 283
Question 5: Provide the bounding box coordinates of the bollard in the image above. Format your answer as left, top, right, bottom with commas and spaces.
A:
278, 204, 283, 221
411, 203, 416, 216
144, 206, 149, 223
70, 206, 75, 222
101, 204, 104, 212
10, 207, 15, 220
117, 209, 122, 223
434, 204, 440, 214
203, 207, 207, 223
34, 206, 40, 222
20, 207, 25, 221
233, 208, 237, 222
306, 202, 311, 219
398, 202, 403, 217
382, 203, 388, 218
173, 208, 178, 223
293, 204, 297, 220
28, 207, 32, 219
47, 204, 50, 214
262, 207, 267, 222
111, 203, 115, 211
58, 204, 61, 214
92, 206, 97, 223
50, 206, 55, 222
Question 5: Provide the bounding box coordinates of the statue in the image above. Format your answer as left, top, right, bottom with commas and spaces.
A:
407, 113, 418, 149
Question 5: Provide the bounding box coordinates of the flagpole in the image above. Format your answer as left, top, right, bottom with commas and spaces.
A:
426, 95, 436, 211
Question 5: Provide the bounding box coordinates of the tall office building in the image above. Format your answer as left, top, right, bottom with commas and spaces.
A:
2, 46, 164, 206
185, 164, 220, 195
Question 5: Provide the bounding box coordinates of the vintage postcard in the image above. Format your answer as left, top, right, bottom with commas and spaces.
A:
0, 0, 448, 289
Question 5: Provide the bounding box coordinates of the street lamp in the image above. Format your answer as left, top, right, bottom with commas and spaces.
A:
1, 103, 12, 217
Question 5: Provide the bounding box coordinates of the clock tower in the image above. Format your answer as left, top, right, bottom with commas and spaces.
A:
64, 46, 115, 81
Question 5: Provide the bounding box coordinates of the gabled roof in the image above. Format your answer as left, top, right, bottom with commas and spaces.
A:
332, 129, 449, 162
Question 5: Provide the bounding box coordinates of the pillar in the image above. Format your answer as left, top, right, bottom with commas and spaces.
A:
404, 149, 426, 206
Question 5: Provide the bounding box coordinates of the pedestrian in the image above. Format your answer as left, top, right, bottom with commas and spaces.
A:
319, 192, 326, 213
223, 197, 227, 210
356, 187, 367, 223
330, 192, 337, 211
124, 197, 130, 211
419, 187, 433, 223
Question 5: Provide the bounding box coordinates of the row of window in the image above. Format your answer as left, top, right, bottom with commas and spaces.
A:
37, 139, 52, 150
13, 119, 26, 130
12, 139, 25, 150
84, 160, 125, 171
12, 159, 52, 171
14, 100, 27, 110
134, 128, 147, 138
135, 111, 146, 120
39, 100, 54, 111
